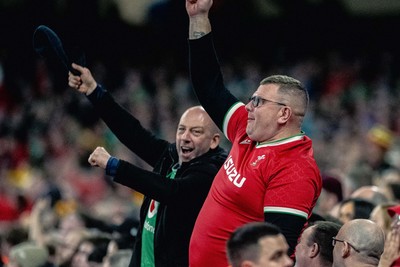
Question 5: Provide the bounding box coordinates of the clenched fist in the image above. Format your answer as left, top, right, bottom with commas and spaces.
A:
88, 146, 111, 169
68, 63, 97, 95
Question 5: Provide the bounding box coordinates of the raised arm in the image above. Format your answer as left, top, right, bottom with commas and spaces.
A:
186, 0, 212, 39
186, 0, 239, 131
67, 64, 168, 167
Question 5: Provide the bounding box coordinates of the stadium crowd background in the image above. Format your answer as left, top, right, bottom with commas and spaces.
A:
1, 0, 400, 265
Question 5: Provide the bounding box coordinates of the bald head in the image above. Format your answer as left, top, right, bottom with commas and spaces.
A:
180, 106, 220, 135
333, 219, 384, 266
176, 106, 221, 164
350, 186, 389, 206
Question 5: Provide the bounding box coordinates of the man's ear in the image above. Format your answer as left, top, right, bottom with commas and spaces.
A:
342, 242, 351, 258
210, 134, 220, 149
277, 106, 292, 124
310, 243, 320, 258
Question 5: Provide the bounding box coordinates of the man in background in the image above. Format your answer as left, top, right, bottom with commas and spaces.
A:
295, 221, 341, 267
227, 222, 293, 267
332, 219, 384, 267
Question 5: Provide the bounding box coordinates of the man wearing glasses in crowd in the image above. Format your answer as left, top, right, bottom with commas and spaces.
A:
185, 0, 322, 266
332, 219, 385, 267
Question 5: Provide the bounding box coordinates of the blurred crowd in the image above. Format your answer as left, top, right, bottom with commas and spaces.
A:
1, 42, 400, 266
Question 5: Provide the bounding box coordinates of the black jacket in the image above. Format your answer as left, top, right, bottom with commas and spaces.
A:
87, 86, 227, 267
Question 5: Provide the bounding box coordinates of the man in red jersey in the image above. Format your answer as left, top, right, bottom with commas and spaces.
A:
185, 1, 322, 266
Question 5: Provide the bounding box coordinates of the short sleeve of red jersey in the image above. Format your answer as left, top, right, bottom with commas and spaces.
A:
263, 159, 321, 219
223, 103, 247, 142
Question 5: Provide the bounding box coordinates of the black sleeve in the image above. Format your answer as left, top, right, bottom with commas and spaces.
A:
265, 212, 307, 256
87, 86, 169, 167
114, 160, 218, 204
188, 34, 239, 130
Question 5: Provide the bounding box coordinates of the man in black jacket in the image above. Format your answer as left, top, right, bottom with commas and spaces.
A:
68, 63, 227, 267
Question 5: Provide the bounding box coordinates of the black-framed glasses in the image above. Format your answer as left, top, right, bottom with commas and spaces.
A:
332, 237, 360, 253
248, 96, 286, 108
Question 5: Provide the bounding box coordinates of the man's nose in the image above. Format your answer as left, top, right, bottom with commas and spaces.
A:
245, 101, 254, 111
181, 130, 190, 140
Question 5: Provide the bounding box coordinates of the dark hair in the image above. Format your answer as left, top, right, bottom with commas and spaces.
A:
4, 227, 29, 245
307, 221, 341, 264
88, 242, 109, 263
226, 222, 282, 267
341, 198, 376, 220
322, 175, 343, 202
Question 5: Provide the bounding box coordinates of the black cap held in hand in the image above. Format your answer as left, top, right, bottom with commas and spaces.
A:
33, 25, 85, 75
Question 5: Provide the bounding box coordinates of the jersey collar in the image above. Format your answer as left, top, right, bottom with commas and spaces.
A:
256, 131, 305, 148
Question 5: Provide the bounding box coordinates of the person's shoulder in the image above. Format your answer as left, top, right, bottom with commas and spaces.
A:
190, 147, 228, 169
210, 146, 228, 156
206, 146, 228, 165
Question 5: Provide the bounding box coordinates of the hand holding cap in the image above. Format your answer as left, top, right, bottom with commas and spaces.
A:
33, 25, 86, 75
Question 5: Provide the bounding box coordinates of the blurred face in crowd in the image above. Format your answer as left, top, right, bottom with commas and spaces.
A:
315, 189, 340, 216
176, 106, 220, 164
72, 241, 94, 267
369, 206, 388, 233
55, 230, 85, 265
339, 201, 354, 224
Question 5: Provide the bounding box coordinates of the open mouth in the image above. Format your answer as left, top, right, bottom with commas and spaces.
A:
181, 147, 194, 155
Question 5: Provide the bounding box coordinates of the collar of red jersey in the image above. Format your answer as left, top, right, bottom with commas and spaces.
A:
256, 132, 305, 148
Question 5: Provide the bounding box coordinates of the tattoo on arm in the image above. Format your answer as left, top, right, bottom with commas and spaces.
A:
193, 31, 207, 39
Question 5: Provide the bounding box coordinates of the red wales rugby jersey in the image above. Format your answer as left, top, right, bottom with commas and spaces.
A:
189, 103, 321, 267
